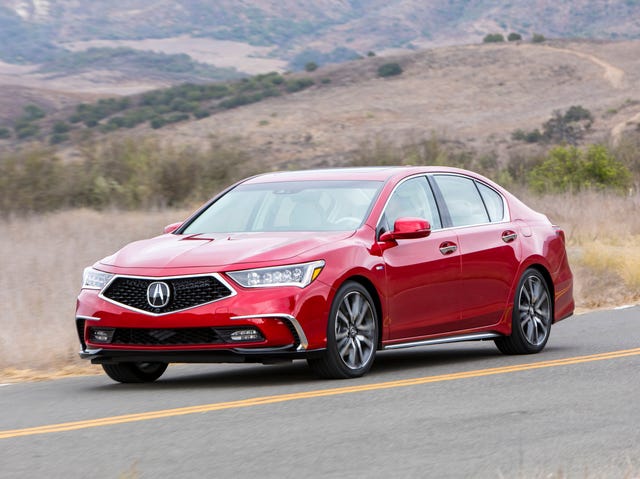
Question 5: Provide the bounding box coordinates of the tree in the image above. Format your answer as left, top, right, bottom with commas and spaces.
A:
508, 33, 522, 42
304, 62, 318, 72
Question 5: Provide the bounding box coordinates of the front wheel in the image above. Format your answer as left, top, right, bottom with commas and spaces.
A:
495, 269, 552, 355
102, 362, 168, 383
308, 281, 378, 379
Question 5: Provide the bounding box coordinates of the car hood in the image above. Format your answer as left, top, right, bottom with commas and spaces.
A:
99, 231, 353, 270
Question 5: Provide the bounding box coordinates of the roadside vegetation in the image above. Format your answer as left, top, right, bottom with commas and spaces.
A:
1, 129, 640, 378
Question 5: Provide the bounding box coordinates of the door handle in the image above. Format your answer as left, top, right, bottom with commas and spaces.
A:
439, 241, 457, 255
502, 230, 518, 243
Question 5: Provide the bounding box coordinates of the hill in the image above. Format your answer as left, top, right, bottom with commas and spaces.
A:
164, 40, 640, 168
2, 39, 640, 169
2, 0, 640, 68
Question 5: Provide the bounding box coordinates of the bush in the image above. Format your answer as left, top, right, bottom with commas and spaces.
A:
367, 51, 376, 57
377, 63, 403, 77
50, 133, 69, 145
508, 33, 522, 42
304, 62, 318, 72
23, 104, 46, 121
483, 34, 505, 43
512, 106, 594, 145
532, 33, 546, 43
15, 123, 39, 139
285, 78, 314, 92
52, 121, 71, 134
150, 117, 166, 129
194, 109, 210, 119
512, 129, 543, 143
529, 145, 632, 193
0, 127, 11, 139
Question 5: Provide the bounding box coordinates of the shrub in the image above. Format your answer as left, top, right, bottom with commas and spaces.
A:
304, 62, 318, 72
512, 129, 543, 143
483, 34, 505, 43
15, 123, 39, 139
532, 33, 546, 43
0, 127, 10, 139
529, 145, 632, 193
50, 133, 69, 145
377, 63, 403, 77
285, 78, 314, 92
52, 121, 71, 134
150, 117, 166, 129
367, 51, 376, 57
23, 104, 46, 121
508, 33, 522, 42
194, 109, 210, 119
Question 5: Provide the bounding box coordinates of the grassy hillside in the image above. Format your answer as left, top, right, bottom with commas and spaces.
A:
3, 39, 640, 169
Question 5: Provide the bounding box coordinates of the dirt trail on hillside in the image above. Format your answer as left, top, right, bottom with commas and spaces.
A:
611, 111, 640, 144
543, 45, 626, 89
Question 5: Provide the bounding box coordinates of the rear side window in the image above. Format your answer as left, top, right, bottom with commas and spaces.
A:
477, 182, 505, 222
432, 175, 490, 227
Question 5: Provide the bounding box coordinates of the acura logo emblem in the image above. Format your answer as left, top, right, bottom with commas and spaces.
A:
147, 282, 170, 308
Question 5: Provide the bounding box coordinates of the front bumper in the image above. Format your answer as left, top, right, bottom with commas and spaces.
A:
80, 346, 326, 365
76, 277, 332, 361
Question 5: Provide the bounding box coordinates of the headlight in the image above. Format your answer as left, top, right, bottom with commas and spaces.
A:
227, 260, 325, 288
82, 267, 114, 290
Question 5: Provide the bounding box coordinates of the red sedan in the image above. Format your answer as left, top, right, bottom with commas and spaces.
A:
76, 167, 574, 382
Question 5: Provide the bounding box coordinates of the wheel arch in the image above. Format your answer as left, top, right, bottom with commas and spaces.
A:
523, 263, 555, 318
340, 274, 384, 349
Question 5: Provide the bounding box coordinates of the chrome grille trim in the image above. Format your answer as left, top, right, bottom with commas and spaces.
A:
99, 273, 237, 316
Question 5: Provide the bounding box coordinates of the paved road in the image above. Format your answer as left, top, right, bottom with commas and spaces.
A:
1, 306, 639, 478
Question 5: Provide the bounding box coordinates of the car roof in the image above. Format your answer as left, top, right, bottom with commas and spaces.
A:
242, 166, 478, 184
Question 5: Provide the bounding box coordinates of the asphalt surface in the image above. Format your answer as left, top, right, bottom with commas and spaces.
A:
1, 306, 639, 478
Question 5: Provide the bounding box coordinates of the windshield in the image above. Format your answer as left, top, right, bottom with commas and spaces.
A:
182, 180, 382, 233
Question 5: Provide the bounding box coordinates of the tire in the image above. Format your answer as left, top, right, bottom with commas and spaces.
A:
495, 269, 552, 355
102, 362, 168, 383
308, 281, 378, 379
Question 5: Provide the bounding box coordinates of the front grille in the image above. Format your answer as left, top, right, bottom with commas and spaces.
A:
102, 275, 233, 314
109, 327, 223, 346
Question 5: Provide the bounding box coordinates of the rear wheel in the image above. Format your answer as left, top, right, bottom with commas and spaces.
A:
308, 281, 378, 379
102, 362, 168, 383
495, 269, 552, 355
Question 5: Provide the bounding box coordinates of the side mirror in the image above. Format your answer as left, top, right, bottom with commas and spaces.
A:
163, 222, 183, 234
379, 217, 431, 242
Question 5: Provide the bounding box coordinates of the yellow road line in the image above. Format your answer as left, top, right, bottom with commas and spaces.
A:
2, 347, 639, 440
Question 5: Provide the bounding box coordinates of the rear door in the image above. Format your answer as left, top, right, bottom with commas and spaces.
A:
431, 174, 521, 330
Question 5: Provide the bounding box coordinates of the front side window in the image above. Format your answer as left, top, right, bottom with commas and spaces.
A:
182, 180, 382, 233
380, 176, 442, 233
432, 175, 490, 227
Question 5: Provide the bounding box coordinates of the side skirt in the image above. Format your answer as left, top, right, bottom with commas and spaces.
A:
383, 332, 501, 351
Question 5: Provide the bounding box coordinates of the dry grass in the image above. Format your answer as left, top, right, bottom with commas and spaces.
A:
0, 192, 638, 379
523, 190, 640, 308
0, 208, 190, 379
